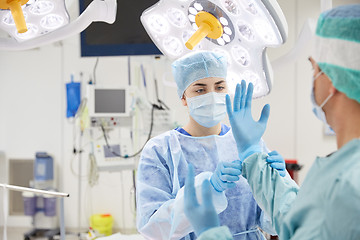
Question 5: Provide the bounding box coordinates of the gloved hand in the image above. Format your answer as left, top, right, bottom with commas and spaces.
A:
226, 80, 270, 160
266, 151, 286, 177
210, 160, 242, 192
185, 164, 220, 236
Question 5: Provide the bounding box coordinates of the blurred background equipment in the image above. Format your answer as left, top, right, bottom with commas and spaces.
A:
79, 0, 161, 56
23, 152, 60, 240
66, 75, 81, 119
0, 152, 69, 240
90, 213, 113, 237
285, 159, 302, 184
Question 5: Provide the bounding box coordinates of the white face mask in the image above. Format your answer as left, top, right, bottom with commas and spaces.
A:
186, 92, 227, 128
311, 71, 334, 124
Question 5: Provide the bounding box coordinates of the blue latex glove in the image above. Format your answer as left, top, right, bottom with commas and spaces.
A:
184, 164, 220, 237
266, 150, 286, 177
210, 160, 242, 192
226, 80, 270, 160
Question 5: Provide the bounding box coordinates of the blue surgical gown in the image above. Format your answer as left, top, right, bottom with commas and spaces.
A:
240, 138, 360, 240
136, 127, 276, 240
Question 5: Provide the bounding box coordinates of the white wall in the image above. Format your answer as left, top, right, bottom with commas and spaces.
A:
0, 0, 358, 233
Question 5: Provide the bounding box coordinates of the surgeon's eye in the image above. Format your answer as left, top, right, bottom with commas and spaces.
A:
216, 86, 226, 91
195, 88, 205, 93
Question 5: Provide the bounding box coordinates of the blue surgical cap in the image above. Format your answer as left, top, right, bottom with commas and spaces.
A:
172, 51, 227, 98
314, 4, 360, 103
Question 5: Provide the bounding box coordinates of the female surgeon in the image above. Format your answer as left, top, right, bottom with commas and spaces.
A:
136, 51, 286, 240
184, 4, 360, 240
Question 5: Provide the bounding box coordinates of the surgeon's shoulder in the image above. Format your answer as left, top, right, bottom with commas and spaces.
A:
341, 161, 360, 195
142, 129, 178, 153
326, 161, 360, 231
328, 161, 360, 215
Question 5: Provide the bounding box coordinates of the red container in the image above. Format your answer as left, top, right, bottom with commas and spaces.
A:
285, 159, 302, 183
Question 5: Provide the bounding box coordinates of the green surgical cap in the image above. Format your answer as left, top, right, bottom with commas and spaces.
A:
314, 4, 360, 103
172, 51, 227, 98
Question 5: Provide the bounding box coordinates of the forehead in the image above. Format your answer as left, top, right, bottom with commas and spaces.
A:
189, 77, 226, 86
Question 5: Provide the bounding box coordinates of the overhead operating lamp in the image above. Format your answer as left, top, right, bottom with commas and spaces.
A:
141, 0, 288, 98
0, 0, 70, 41
0, 0, 29, 33
0, 0, 116, 50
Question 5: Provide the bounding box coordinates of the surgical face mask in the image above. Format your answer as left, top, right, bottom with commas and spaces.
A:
186, 92, 227, 128
311, 71, 334, 124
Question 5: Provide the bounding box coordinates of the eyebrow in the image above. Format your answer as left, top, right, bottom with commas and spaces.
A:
192, 83, 207, 87
215, 80, 225, 85
192, 80, 226, 87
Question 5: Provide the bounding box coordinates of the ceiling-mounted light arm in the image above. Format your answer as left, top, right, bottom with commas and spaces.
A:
262, 0, 288, 43
271, 18, 316, 71
0, 0, 116, 51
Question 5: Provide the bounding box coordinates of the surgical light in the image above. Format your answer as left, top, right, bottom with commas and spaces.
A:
0, 0, 116, 50
222, 0, 240, 15
141, 0, 288, 98
15, 22, 37, 39
0, 0, 69, 41
28, 1, 54, 15
148, 14, 169, 34
0, 0, 28, 33
163, 36, 183, 56
167, 8, 187, 28
40, 14, 64, 29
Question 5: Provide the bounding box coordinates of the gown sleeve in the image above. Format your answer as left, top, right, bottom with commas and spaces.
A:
136, 139, 228, 240
257, 139, 278, 236
240, 152, 300, 235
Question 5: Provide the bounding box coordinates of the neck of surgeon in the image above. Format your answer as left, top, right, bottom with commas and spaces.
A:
324, 91, 360, 149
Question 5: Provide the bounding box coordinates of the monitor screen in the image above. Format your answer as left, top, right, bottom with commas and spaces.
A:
80, 0, 162, 56
95, 89, 126, 114
103, 145, 121, 158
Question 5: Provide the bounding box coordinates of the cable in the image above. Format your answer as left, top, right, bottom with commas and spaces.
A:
100, 104, 157, 159
120, 171, 126, 230
157, 99, 170, 110
88, 153, 99, 187
93, 57, 99, 85
130, 169, 137, 215
77, 131, 83, 236
71, 131, 105, 178
128, 56, 131, 86
70, 153, 87, 179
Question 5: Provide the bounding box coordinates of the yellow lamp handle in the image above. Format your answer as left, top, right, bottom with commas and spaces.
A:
185, 11, 223, 50
185, 22, 211, 50
8, 0, 27, 33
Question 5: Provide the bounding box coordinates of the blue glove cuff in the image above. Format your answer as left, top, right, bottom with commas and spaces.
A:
238, 144, 262, 161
